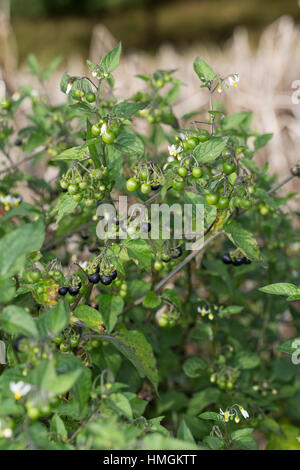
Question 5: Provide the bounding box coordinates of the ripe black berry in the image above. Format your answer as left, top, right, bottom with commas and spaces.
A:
110, 270, 117, 281
88, 246, 98, 253
172, 246, 183, 259
88, 272, 100, 284
100, 274, 113, 285
232, 257, 244, 266
68, 286, 80, 296
58, 286, 68, 296
242, 257, 251, 265
222, 253, 232, 265
151, 184, 160, 191
14, 139, 23, 146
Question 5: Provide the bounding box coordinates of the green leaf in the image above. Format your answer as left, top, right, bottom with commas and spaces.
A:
199, 411, 223, 422
126, 238, 152, 270
53, 193, 78, 224
112, 101, 146, 119
187, 388, 220, 415
48, 301, 69, 336
221, 112, 253, 131
114, 129, 144, 156
27, 53, 39, 74
52, 140, 93, 161
74, 305, 104, 332
48, 369, 82, 395
231, 429, 257, 450
183, 357, 206, 378
50, 414, 68, 442
194, 137, 228, 164
259, 283, 299, 296
177, 420, 195, 444
0, 219, 45, 277
224, 220, 261, 261
0, 305, 39, 338
143, 291, 162, 309
254, 133, 273, 151
237, 352, 260, 369
203, 435, 223, 450
277, 338, 300, 355
193, 57, 216, 82
100, 42, 122, 73
107, 393, 133, 420
99, 295, 124, 333
0, 277, 16, 304
107, 328, 158, 390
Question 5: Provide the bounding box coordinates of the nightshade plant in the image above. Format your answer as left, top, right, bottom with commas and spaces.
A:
0, 43, 299, 450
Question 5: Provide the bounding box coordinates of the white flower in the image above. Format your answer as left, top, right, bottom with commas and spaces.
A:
66, 82, 73, 95
220, 408, 232, 422
100, 123, 107, 135
226, 74, 239, 88
168, 144, 183, 157
220, 408, 234, 423
197, 306, 210, 317
79, 261, 89, 271
92, 71, 97, 78
167, 156, 175, 163
10, 381, 31, 400
239, 406, 249, 419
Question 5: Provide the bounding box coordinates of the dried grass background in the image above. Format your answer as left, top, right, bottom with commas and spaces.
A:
1, 15, 300, 198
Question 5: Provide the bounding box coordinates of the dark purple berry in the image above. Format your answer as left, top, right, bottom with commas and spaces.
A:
88, 272, 100, 284
242, 257, 251, 265
171, 246, 183, 259
232, 257, 243, 266
151, 184, 160, 191
58, 286, 68, 296
68, 286, 80, 296
100, 274, 113, 285
222, 253, 232, 265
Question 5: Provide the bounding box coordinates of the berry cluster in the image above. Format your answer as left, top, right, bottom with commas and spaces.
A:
59, 275, 82, 297
54, 331, 80, 352
158, 307, 181, 328
126, 162, 164, 194
222, 253, 252, 266
91, 118, 122, 144
60, 165, 108, 206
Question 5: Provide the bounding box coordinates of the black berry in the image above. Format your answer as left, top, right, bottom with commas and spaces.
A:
242, 257, 251, 265
88, 272, 100, 284
68, 286, 80, 296
172, 246, 183, 259
100, 274, 113, 285
232, 257, 243, 266
58, 286, 68, 296
151, 184, 160, 191
222, 253, 232, 265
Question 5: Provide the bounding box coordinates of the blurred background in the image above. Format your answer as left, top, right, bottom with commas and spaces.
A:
1, 0, 300, 189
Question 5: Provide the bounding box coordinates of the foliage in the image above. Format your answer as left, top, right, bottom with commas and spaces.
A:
0, 48, 299, 450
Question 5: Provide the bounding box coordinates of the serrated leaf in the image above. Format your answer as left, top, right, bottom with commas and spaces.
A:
52, 140, 94, 161
254, 133, 273, 150
183, 357, 206, 378
224, 220, 261, 261
53, 193, 78, 224
194, 137, 228, 164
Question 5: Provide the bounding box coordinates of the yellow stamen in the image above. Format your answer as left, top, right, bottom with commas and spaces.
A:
14, 392, 21, 400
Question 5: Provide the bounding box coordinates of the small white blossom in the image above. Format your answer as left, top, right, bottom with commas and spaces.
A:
226, 74, 239, 88
168, 144, 183, 157
79, 261, 89, 271
92, 71, 97, 78
100, 123, 107, 135
10, 381, 31, 400
239, 406, 249, 419
220, 408, 234, 422
66, 82, 73, 95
